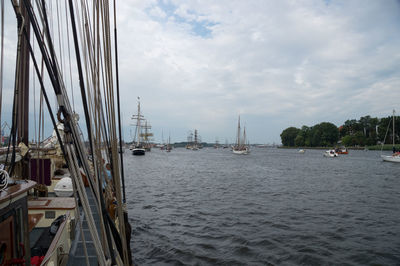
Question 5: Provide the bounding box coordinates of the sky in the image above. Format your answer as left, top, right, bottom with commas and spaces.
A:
2, 1, 400, 144
114, 0, 400, 144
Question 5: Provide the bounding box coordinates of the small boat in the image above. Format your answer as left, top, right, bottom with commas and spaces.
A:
54, 177, 74, 197
324, 149, 338, 157
335, 147, 348, 154
132, 147, 146, 155
381, 152, 400, 162
298, 149, 305, 153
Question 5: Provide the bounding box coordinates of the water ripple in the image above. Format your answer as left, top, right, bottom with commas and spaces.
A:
126, 148, 400, 265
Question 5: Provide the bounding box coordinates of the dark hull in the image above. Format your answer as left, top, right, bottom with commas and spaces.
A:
132, 148, 145, 155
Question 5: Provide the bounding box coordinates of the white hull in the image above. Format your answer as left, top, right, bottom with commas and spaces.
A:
381, 154, 400, 163
233, 149, 249, 155
54, 177, 74, 197
324, 150, 338, 157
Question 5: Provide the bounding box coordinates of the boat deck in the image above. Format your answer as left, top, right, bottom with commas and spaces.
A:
67, 187, 101, 265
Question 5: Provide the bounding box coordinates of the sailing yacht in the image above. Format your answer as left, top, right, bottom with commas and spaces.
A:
381, 110, 400, 163
232, 116, 250, 155
131, 98, 146, 155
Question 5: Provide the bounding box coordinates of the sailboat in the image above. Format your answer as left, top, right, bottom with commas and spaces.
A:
166, 134, 173, 152
131, 97, 146, 155
0, 2, 132, 265
232, 116, 250, 155
381, 110, 400, 163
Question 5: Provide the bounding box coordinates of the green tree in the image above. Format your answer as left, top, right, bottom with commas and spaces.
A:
341, 135, 354, 147
310, 122, 338, 146
294, 135, 305, 147
280, 127, 300, 146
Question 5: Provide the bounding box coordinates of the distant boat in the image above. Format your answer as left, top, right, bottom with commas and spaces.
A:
166, 134, 173, 152
298, 149, 305, 154
335, 147, 348, 154
186, 129, 201, 150
131, 97, 146, 155
232, 116, 250, 155
381, 110, 400, 163
324, 149, 338, 157
141, 120, 153, 151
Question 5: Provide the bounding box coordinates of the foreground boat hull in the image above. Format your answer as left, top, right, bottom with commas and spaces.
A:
381, 154, 400, 163
132, 148, 146, 155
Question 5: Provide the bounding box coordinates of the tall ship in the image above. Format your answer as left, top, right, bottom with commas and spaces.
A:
0, 1, 132, 265
141, 120, 153, 151
186, 129, 201, 150
233, 116, 250, 155
130, 98, 146, 155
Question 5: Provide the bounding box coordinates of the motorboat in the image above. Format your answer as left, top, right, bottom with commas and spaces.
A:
324, 149, 338, 157
335, 147, 348, 154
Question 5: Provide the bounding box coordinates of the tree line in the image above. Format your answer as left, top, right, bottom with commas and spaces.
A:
280, 115, 400, 147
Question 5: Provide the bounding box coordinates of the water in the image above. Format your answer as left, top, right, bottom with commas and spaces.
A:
125, 148, 400, 265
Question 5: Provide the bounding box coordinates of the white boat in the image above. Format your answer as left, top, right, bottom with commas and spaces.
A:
381, 110, 400, 163
232, 115, 250, 155
381, 153, 400, 162
324, 149, 338, 157
298, 149, 305, 153
54, 177, 74, 197
233, 148, 249, 155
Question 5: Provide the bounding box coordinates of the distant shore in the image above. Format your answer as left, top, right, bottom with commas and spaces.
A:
278, 144, 400, 151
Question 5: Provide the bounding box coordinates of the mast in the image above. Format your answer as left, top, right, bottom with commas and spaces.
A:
17, 0, 30, 147
243, 126, 246, 148
136, 97, 141, 145
393, 109, 395, 148
237, 115, 241, 147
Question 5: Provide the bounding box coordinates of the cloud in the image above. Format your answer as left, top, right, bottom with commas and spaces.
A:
1, 1, 399, 144
114, 0, 400, 143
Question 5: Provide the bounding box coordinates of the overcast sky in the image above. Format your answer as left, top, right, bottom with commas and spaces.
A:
113, 0, 400, 144
2, 1, 400, 144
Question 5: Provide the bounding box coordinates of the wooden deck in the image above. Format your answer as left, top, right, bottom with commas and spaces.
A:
0, 180, 36, 205
28, 197, 76, 210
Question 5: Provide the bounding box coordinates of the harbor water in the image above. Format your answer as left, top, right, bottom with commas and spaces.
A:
125, 148, 400, 265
